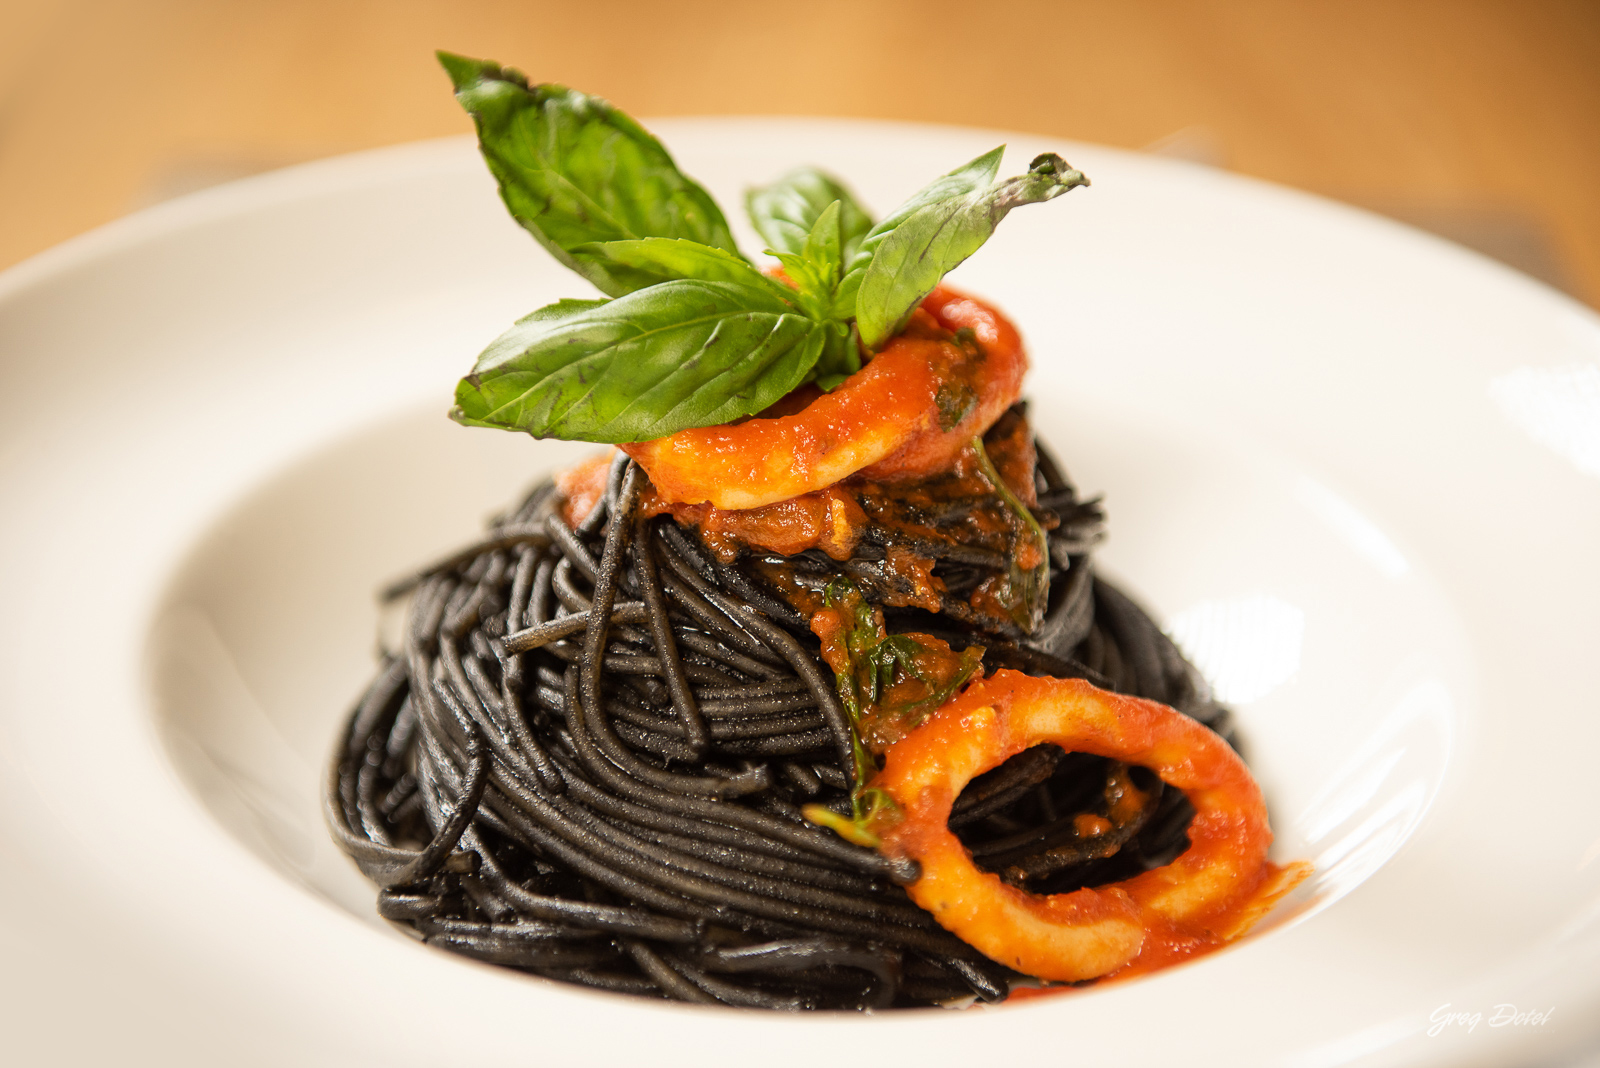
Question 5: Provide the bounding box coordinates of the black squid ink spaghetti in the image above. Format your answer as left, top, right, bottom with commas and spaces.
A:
325, 52, 1308, 1010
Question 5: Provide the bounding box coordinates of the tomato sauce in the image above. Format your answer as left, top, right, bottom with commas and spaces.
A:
620, 287, 1029, 511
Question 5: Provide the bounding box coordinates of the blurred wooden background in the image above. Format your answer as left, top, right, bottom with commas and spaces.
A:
3, 0, 1598, 306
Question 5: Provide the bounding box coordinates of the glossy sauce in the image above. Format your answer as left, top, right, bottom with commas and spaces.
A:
637, 398, 1049, 633
621, 287, 1028, 510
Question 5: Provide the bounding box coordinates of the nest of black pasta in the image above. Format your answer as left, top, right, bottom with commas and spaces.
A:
326, 410, 1235, 1009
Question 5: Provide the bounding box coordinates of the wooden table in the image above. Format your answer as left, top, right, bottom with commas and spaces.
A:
2, 0, 1598, 306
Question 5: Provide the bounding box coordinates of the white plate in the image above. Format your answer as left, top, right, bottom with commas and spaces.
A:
2, 121, 1599, 1068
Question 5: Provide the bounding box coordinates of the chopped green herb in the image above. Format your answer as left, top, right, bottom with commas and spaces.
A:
805, 577, 983, 835
971, 435, 1051, 632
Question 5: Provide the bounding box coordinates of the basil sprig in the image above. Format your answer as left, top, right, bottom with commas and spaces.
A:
442, 52, 1088, 443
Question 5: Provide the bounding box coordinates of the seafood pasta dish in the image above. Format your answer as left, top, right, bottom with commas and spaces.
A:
325, 52, 1310, 1010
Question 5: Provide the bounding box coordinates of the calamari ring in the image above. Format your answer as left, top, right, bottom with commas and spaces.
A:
621, 287, 1027, 510
874, 670, 1297, 983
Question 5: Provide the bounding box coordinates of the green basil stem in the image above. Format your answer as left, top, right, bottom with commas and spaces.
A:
971, 435, 1050, 633
847, 732, 878, 817
818, 578, 890, 815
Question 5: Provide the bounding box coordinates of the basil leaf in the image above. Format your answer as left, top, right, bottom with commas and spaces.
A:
803, 199, 844, 281
846, 147, 1004, 270
439, 52, 742, 297
767, 199, 844, 319
451, 280, 830, 442
515, 297, 611, 323
853, 151, 1088, 350
833, 146, 1002, 325
746, 167, 873, 261
574, 237, 793, 299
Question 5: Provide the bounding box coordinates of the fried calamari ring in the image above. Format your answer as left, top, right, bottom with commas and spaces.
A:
621, 287, 1027, 510
874, 670, 1305, 983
